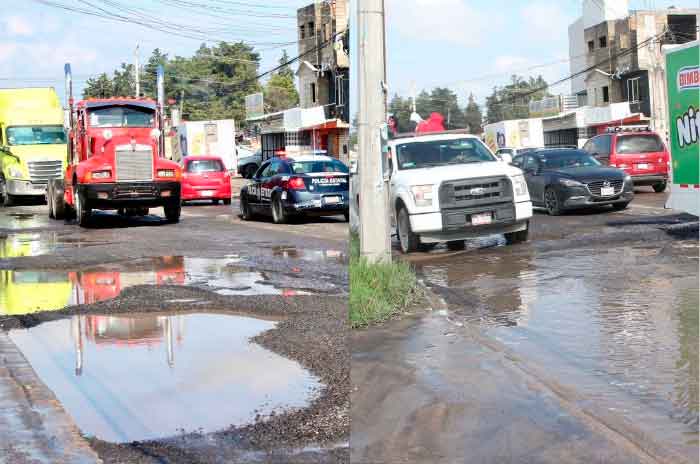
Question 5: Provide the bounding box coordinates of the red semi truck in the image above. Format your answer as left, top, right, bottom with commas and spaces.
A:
48, 64, 182, 226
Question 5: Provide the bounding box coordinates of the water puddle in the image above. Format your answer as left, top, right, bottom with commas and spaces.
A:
268, 246, 347, 263
0, 256, 311, 315
0, 212, 48, 230
0, 232, 111, 258
8, 312, 321, 443
418, 243, 699, 457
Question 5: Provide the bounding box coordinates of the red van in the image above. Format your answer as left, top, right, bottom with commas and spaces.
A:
583, 128, 669, 192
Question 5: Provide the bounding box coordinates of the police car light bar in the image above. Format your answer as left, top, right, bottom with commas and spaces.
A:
605, 125, 651, 133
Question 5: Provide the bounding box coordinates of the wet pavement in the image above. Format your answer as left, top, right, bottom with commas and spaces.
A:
353, 190, 699, 463
0, 202, 348, 463
9, 312, 321, 443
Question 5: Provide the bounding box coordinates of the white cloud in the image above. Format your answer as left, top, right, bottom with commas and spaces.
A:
5, 16, 33, 37
387, 0, 496, 47
493, 55, 532, 73
519, 2, 571, 40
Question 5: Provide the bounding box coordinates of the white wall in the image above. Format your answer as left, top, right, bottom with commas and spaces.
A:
583, 0, 629, 29
569, 17, 586, 96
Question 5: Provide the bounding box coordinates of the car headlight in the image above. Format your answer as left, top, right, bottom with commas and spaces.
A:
8, 166, 23, 178
559, 178, 584, 187
512, 175, 529, 197
411, 185, 434, 207
157, 169, 176, 178
90, 170, 111, 179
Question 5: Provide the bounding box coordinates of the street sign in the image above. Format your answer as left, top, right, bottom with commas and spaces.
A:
245, 93, 264, 120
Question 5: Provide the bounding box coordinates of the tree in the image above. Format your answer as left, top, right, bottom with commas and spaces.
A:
464, 93, 483, 134
112, 63, 135, 97
415, 87, 465, 130
388, 94, 413, 133
277, 49, 294, 80
83, 73, 113, 98
263, 51, 299, 113
485, 74, 551, 123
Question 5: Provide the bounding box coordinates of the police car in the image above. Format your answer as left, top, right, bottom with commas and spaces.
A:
239, 154, 349, 223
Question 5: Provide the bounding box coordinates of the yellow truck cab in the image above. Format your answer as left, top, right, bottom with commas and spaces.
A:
0, 88, 67, 206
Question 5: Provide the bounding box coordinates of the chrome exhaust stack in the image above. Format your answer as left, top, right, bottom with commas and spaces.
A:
64, 63, 73, 130
156, 64, 165, 157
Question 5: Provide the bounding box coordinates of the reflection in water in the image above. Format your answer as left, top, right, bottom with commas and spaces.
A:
0, 256, 307, 315
9, 313, 321, 443
418, 242, 699, 456
270, 246, 346, 263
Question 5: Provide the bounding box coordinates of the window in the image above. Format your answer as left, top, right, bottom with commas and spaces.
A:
596, 135, 612, 156
599, 36, 607, 48
290, 159, 348, 174
300, 25, 305, 39
186, 159, 224, 173
588, 40, 595, 52
602, 86, 609, 103
627, 77, 640, 103
616, 135, 664, 154
88, 106, 155, 128
257, 162, 272, 178
523, 155, 539, 172
308, 22, 315, 37
311, 83, 317, 103
619, 33, 630, 49
395, 138, 496, 170
6, 125, 66, 146
512, 155, 524, 168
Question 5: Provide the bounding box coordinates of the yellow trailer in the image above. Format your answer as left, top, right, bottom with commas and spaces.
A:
0, 87, 67, 205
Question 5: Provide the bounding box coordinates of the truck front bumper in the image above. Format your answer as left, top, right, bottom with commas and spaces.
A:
78, 182, 181, 209
6, 180, 48, 196
410, 200, 532, 243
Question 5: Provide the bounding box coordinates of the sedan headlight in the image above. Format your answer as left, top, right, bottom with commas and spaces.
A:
559, 178, 584, 187
511, 175, 529, 197
157, 169, 176, 178
411, 185, 434, 207
8, 165, 23, 178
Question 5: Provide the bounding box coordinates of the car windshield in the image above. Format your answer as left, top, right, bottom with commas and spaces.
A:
616, 135, 664, 154
290, 159, 348, 174
539, 152, 601, 169
6, 125, 66, 145
186, 159, 224, 173
88, 106, 155, 128
396, 138, 496, 170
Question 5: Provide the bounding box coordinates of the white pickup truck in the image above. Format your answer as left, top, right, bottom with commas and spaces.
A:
388, 132, 533, 253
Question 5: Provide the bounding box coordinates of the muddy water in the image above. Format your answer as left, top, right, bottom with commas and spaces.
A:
0, 256, 312, 315
0, 232, 111, 258
9, 312, 321, 443
418, 240, 699, 458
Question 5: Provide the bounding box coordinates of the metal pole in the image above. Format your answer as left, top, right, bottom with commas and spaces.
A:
134, 44, 140, 97
357, 0, 391, 262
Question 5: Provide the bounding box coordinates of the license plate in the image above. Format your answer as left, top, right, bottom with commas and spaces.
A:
601, 186, 615, 196
324, 196, 341, 204
471, 212, 492, 225
202, 190, 214, 197
636, 163, 649, 170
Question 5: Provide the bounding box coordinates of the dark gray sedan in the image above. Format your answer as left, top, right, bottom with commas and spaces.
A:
512, 149, 634, 215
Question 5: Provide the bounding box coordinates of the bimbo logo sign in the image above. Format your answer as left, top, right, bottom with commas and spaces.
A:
677, 66, 700, 91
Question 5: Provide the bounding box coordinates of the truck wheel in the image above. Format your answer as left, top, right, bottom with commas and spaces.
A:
272, 196, 288, 224
164, 203, 181, 223
544, 187, 562, 216
47, 182, 55, 219
74, 189, 91, 227
397, 206, 419, 253
653, 181, 667, 193
240, 196, 253, 220
505, 224, 529, 245
447, 240, 466, 251
50, 180, 66, 220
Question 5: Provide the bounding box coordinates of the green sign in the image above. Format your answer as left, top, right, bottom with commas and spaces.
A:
666, 42, 699, 185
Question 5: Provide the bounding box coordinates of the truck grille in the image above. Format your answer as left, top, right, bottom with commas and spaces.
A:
115, 147, 153, 182
27, 160, 63, 185
439, 176, 513, 209
113, 183, 157, 200
586, 180, 624, 197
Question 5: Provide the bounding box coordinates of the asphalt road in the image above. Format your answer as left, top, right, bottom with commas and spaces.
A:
352, 188, 699, 464
0, 200, 349, 464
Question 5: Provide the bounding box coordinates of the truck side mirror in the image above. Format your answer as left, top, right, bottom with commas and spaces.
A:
500, 153, 513, 164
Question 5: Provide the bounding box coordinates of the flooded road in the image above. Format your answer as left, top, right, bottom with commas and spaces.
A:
9, 312, 321, 443
354, 194, 699, 463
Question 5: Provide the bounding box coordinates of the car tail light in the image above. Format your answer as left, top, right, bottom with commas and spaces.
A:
288, 177, 305, 190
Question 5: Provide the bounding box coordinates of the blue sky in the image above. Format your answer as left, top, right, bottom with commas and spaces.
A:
0, 0, 308, 102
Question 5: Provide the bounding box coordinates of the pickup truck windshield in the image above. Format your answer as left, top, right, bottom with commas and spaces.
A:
396, 138, 496, 170
6, 125, 66, 145
88, 106, 155, 128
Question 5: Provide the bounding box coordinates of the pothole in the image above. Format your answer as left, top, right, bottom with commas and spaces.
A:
8, 312, 322, 443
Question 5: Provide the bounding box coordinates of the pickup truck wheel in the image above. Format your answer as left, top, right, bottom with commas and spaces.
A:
447, 240, 466, 251
544, 188, 561, 216
74, 189, 91, 227
272, 196, 288, 224
164, 203, 181, 223
505, 224, 529, 245
397, 206, 419, 253
652, 181, 667, 193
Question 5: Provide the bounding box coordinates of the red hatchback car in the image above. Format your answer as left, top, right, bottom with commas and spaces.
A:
181, 156, 232, 204
583, 128, 670, 192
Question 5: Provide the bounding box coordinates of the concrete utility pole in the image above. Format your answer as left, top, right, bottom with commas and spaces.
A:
357, 0, 391, 262
134, 44, 140, 97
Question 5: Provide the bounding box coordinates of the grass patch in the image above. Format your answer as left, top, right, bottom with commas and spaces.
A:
349, 234, 420, 328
